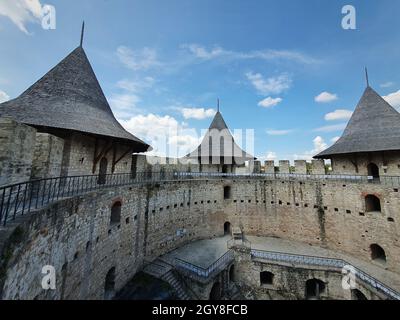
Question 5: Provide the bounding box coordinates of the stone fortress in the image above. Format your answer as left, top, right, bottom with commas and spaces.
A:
1, 35, 400, 301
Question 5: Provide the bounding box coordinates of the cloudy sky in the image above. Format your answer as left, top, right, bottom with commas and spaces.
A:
1, 0, 400, 161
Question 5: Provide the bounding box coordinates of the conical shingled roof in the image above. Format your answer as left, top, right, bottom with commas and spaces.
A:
0, 46, 150, 152
186, 111, 255, 164
315, 86, 400, 158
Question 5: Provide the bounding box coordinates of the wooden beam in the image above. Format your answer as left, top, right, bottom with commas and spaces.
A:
112, 146, 132, 173
92, 138, 99, 174
111, 144, 117, 173
92, 140, 113, 174
350, 154, 359, 173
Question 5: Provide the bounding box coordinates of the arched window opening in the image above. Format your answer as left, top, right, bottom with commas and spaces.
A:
305, 279, 325, 300
260, 271, 274, 286
229, 265, 235, 282
224, 186, 231, 200
224, 222, 231, 236
367, 163, 380, 181
209, 282, 221, 300
365, 195, 381, 212
110, 201, 122, 225
370, 244, 386, 264
98, 157, 108, 185
104, 267, 116, 300
351, 289, 367, 300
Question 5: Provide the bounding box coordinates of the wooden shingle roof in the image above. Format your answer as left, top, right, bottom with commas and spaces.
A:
0, 46, 150, 152
315, 86, 400, 158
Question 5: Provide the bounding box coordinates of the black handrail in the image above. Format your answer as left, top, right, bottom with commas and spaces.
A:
174, 250, 235, 282
1, 171, 399, 227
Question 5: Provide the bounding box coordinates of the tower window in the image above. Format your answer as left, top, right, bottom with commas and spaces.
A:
110, 201, 122, 225
365, 195, 381, 212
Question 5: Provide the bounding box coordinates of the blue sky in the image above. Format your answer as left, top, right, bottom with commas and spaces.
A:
1, 0, 400, 161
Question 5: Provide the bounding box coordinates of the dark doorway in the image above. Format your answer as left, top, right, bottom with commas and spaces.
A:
351, 289, 367, 300
110, 201, 122, 225
367, 163, 380, 180
209, 282, 221, 300
98, 157, 108, 185
229, 265, 235, 282
305, 279, 325, 300
370, 244, 386, 263
260, 271, 274, 285
104, 267, 116, 300
224, 222, 231, 236
224, 186, 231, 199
365, 195, 381, 212
222, 165, 229, 174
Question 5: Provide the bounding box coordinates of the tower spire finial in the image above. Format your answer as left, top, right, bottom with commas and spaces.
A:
217, 98, 220, 112
365, 67, 369, 87
80, 21, 85, 47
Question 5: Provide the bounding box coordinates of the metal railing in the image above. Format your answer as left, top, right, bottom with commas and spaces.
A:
175, 250, 234, 283
227, 237, 252, 249
0, 171, 179, 227
1, 171, 400, 227
251, 249, 400, 300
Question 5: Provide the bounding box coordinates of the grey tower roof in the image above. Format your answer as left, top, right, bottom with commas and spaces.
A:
315, 86, 400, 159
0, 46, 150, 152
186, 111, 255, 164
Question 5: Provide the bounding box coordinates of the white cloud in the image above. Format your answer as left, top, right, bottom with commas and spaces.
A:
293, 136, 328, 160
0, 90, 10, 103
109, 93, 142, 119
324, 109, 353, 121
181, 44, 225, 60
331, 136, 340, 143
383, 90, 400, 109
181, 44, 319, 65
266, 129, 293, 136
0, 0, 43, 34
116, 46, 162, 71
119, 114, 200, 157
246, 72, 291, 95
313, 123, 347, 133
265, 151, 277, 161
179, 107, 216, 120
313, 136, 328, 153
315, 92, 338, 103
258, 97, 283, 108
380, 82, 394, 88
116, 77, 155, 93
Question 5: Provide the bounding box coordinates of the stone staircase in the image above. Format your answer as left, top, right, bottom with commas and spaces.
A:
143, 259, 191, 300
226, 282, 244, 300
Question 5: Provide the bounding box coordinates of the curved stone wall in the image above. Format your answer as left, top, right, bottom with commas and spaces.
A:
0, 178, 399, 299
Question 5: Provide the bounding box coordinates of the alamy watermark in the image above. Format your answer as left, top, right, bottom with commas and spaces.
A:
341, 265, 357, 290
41, 265, 56, 290
342, 5, 356, 30
41, 4, 56, 30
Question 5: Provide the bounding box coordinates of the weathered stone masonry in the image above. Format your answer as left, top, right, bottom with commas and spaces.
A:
0, 176, 399, 299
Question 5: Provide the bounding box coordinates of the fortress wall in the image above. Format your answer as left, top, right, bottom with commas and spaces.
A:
264, 161, 275, 174
223, 179, 400, 272
0, 178, 399, 299
294, 160, 307, 174
0, 118, 37, 186
0, 181, 223, 300
331, 151, 400, 176
31, 133, 65, 180
61, 133, 133, 177
311, 160, 326, 174
233, 251, 384, 300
